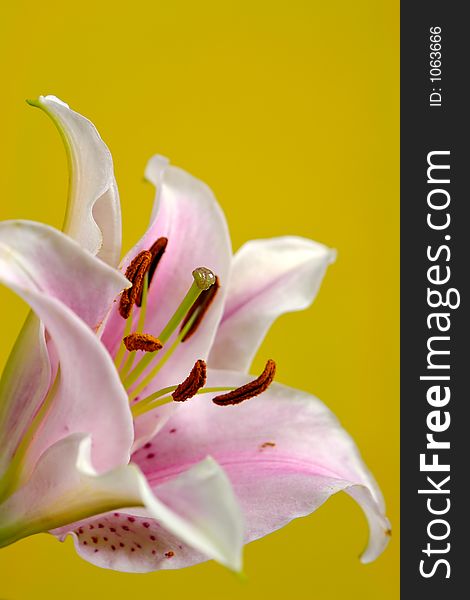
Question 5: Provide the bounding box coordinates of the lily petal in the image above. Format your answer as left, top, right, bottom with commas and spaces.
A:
0, 221, 129, 329
208, 237, 335, 372
0, 434, 143, 549
49, 443, 243, 572
103, 156, 232, 390
0, 221, 131, 482
30, 95, 122, 266
133, 370, 390, 563
0, 226, 133, 480
0, 313, 50, 484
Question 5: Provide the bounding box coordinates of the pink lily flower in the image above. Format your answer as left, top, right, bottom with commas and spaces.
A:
0, 96, 390, 573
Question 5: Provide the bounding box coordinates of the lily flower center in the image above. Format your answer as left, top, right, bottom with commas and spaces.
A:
114, 240, 277, 418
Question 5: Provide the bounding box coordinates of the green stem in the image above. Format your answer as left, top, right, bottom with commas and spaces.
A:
131, 386, 235, 419
114, 308, 134, 371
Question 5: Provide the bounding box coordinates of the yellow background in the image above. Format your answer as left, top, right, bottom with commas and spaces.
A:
0, 1, 399, 598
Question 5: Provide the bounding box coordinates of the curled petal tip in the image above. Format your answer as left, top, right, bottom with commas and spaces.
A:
328, 248, 338, 264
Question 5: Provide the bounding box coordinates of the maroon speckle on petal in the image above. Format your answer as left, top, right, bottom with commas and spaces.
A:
78, 528, 83, 535
98, 523, 104, 528
131, 548, 135, 552
104, 537, 108, 542
83, 541, 88, 545
144, 442, 152, 449
146, 453, 155, 459
169, 428, 177, 434
114, 512, 120, 517
92, 537, 98, 544
135, 543, 142, 549
150, 535, 156, 541
142, 522, 150, 528
122, 525, 130, 531
152, 550, 156, 555
165, 551, 175, 558
94, 549, 99, 553
128, 517, 135, 523
120, 543, 125, 548
111, 545, 116, 551
110, 528, 116, 533
89, 524, 94, 530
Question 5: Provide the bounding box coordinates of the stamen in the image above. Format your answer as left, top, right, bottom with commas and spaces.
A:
123, 333, 163, 353
212, 360, 276, 406
119, 251, 152, 319
123, 267, 216, 391
180, 276, 220, 342
136, 237, 168, 306
172, 360, 207, 402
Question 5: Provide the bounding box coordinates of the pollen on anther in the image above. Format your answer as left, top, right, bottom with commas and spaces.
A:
123, 332, 162, 353
141, 237, 168, 299
172, 360, 207, 402
119, 250, 152, 319
213, 359, 276, 406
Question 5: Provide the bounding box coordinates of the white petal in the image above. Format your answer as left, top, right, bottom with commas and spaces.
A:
32, 95, 122, 266
208, 236, 335, 371
0, 221, 131, 483
0, 434, 243, 573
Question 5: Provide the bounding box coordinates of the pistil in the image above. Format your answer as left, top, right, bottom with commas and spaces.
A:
180, 276, 220, 341
122, 267, 216, 390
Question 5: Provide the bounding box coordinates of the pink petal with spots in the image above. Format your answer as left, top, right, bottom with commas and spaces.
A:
51, 455, 243, 572
133, 370, 390, 563
0, 435, 143, 547
56, 511, 204, 572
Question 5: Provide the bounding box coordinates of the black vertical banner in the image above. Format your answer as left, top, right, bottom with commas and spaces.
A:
401, 3, 468, 598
